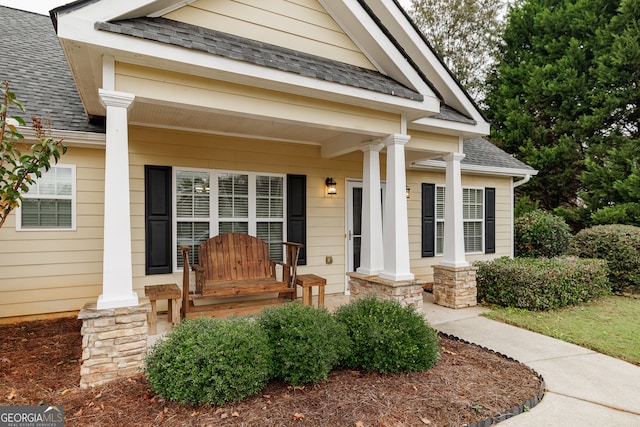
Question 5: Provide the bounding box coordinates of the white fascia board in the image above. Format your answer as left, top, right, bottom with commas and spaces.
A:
410, 159, 539, 178
57, 14, 441, 118
55, 0, 163, 22
410, 116, 491, 138
319, 0, 436, 102
366, 0, 488, 127
18, 127, 106, 148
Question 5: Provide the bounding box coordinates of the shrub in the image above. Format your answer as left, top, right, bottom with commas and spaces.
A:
515, 210, 572, 258
334, 297, 439, 373
257, 302, 351, 386
569, 224, 640, 293
145, 317, 273, 405
475, 257, 610, 311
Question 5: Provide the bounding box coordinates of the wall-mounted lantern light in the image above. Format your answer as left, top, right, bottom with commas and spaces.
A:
406, 185, 411, 199
325, 177, 337, 196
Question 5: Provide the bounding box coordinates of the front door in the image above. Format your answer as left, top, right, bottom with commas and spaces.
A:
345, 180, 385, 292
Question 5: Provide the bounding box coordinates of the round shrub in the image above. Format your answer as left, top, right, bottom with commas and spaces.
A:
257, 302, 351, 386
475, 257, 610, 310
334, 297, 439, 373
515, 210, 572, 258
145, 317, 273, 405
569, 224, 640, 293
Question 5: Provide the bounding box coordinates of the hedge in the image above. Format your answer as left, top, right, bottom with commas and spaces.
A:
475, 257, 610, 310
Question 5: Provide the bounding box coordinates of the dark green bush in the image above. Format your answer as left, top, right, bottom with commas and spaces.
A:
145, 317, 273, 405
334, 297, 439, 373
257, 302, 351, 386
569, 224, 640, 293
515, 210, 572, 258
475, 257, 610, 310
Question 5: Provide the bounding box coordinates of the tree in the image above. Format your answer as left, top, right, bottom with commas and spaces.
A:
581, 0, 640, 225
485, 0, 619, 214
0, 81, 66, 228
409, 0, 505, 103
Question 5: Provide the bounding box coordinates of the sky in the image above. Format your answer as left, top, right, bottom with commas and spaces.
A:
0, 0, 413, 15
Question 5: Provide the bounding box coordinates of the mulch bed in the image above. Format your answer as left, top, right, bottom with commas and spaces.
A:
0, 317, 543, 426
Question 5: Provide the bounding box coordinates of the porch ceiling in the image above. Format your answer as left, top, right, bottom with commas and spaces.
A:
127, 100, 381, 147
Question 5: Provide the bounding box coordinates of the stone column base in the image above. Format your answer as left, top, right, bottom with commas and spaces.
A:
78, 299, 151, 389
432, 265, 477, 309
347, 272, 425, 309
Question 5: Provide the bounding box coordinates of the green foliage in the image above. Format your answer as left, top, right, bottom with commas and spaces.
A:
257, 302, 351, 386
410, 0, 505, 102
569, 224, 640, 293
475, 257, 610, 311
1, 81, 67, 228
334, 297, 440, 373
514, 210, 572, 258
145, 317, 273, 405
514, 194, 539, 218
581, 0, 640, 222
486, 0, 623, 222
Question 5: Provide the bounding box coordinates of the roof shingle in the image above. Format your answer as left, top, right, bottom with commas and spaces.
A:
0, 6, 104, 133
96, 17, 424, 102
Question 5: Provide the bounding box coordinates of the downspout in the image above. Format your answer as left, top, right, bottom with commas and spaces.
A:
513, 174, 531, 188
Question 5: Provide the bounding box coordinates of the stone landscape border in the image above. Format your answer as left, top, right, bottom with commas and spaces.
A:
439, 333, 546, 426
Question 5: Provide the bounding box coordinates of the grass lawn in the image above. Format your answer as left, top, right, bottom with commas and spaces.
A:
483, 295, 640, 365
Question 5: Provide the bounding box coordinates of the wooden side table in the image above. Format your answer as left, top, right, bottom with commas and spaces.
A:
144, 283, 181, 335
295, 274, 326, 308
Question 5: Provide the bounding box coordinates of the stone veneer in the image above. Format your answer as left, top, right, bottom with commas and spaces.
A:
78, 299, 151, 389
347, 272, 425, 309
432, 265, 477, 309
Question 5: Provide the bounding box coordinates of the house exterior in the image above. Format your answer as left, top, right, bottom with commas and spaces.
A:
0, 1, 536, 319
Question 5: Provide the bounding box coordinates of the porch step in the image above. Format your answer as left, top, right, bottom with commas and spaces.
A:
185, 297, 286, 318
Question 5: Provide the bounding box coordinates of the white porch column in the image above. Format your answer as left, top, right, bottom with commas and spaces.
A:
97, 89, 138, 309
357, 142, 385, 275
441, 152, 469, 267
380, 134, 414, 281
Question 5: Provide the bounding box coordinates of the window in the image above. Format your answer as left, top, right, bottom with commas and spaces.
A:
17, 165, 75, 230
174, 168, 285, 270
433, 186, 484, 255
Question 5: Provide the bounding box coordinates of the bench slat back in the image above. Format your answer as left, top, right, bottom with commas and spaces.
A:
198, 233, 272, 282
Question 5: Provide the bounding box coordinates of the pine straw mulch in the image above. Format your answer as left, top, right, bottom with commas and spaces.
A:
0, 317, 543, 427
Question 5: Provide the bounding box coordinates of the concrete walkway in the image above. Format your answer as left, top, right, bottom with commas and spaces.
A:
422, 293, 640, 426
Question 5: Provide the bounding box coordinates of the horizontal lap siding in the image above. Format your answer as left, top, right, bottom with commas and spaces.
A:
129, 126, 360, 299
165, 0, 375, 69
407, 171, 514, 282
0, 147, 105, 318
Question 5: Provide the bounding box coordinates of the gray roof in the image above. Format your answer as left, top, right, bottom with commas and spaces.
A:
96, 17, 423, 102
462, 138, 535, 171
433, 104, 475, 125
0, 6, 104, 133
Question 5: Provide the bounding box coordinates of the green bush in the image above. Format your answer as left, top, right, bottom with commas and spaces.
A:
515, 210, 572, 258
334, 297, 439, 373
145, 317, 273, 405
569, 224, 640, 293
475, 257, 610, 310
257, 302, 351, 386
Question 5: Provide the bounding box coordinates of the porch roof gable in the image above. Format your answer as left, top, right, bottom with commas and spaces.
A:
96, 17, 424, 102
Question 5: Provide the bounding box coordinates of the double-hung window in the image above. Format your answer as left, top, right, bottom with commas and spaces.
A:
174, 168, 285, 270
17, 165, 75, 230
433, 186, 485, 255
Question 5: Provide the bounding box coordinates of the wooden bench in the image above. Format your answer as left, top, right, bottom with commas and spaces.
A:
181, 233, 303, 318
144, 283, 181, 335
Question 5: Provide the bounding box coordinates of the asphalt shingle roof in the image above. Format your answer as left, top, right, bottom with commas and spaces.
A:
0, 6, 104, 133
96, 17, 424, 102
462, 138, 535, 171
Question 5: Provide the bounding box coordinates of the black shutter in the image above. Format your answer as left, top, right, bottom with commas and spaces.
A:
485, 187, 496, 254
287, 174, 307, 265
145, 165, 172, 274
422, 183, 436, 257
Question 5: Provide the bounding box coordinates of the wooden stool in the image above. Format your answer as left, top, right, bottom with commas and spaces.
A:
144, 284, 181, 335
295, 274, 326, 308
